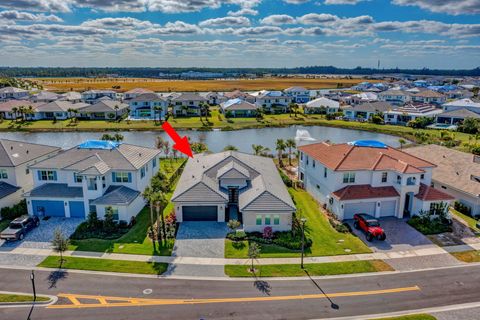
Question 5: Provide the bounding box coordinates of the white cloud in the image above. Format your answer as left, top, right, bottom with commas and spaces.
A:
81, 17, 155, 29
324, 0, 368, 4
0, 0, 72, 12
227, 8, 258, 16
297, 13, 338, 24
0, 10, 63, 22
261, 14, 296, 25
199, 16, 250, 27
392, 0, 480, 15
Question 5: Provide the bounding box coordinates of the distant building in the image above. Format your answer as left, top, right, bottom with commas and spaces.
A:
284, 86, 310, 103
0, 87, 29, 102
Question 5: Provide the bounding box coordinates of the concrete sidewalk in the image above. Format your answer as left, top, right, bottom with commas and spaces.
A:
2, 241, 479, 266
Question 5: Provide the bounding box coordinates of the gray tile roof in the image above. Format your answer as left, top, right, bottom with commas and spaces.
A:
31, 142, 160, 171
26, 183, 83, 198
0, 182, 20, 200
129, 93, 164, 103
80, 101, 128, 113
172, 151, 295, 212
0, 139, 60, 167
170, 92, 207, 102
439, 108, 480, 119
217, 161, 250, 179
343, 101, 393, 113
90, 186, 140, 206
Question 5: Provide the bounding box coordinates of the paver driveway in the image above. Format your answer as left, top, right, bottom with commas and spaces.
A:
165, 222, 229, 277
347, 217, 436, 252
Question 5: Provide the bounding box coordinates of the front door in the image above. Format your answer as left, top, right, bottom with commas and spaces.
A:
228, 187, 239, 204
404, 194, 411, 217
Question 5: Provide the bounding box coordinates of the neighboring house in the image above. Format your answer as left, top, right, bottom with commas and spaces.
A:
342, 101, 393, 120
343, 92, 378, 105
0, 139, 60, 212
171, 151, 296, 232
253, 90, 293, 113
220, 99, 259, 117
25, 140, 161, 220
123, 88, 154, 100
29, 91, 59, 103
284, 86, 310, 103
81, 90, 118, 104
79, 101, 128, 120
298, 140, 453, 220
58, 91, 82, 103
436, 108, 480, 125
411, 90, 446, 105
443, 99, 480, 114
128, 93, 167, 120
224, 90, 256, 103
303, 97, 340, 114
0, 87, 30, 102
201, 92, 227, 105
0, 100, 41, 120
378, 90, 412, 105
169, 92, 208, 116
405, 145, 480, 217
35, 101, 89, 120
384, 104, 443, 124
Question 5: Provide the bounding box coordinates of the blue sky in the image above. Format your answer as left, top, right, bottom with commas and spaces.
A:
0, 0, 479, 69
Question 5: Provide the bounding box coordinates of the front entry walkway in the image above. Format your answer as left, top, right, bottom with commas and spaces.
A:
164, 222, 229, 277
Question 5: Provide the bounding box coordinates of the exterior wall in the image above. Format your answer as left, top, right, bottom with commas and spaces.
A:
242, 211, 292, 232
412, 198, 453, 216
129, 101, 167, 119
0, 189, 23, 211
431, 180, 480, 216
96, 195, 145, 222
173, 202, 226, 223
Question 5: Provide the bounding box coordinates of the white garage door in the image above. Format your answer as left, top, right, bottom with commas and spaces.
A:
343, 202, 376, 220
379, 200, 397, 217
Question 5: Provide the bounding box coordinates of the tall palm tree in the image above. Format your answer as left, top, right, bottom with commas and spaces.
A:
114, 105, 119, 121
142, 186, 155, 233
11, 107, 18, 121
152, 191, 167, 245
276, 139, 286, 167
252, 144, 264, 156
285, 138, 296, 166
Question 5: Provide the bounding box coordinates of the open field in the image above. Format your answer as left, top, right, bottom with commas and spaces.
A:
31, 77, 370, 92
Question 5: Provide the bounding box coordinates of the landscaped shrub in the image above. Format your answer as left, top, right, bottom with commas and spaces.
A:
227, 230, 247, 241
454, 201, 472, 217
263, 226, 273, 239
279, 169, 293, 187
0, 200, 27, 221
70, 209, 131, 240
407, 216, 452, 235
247, 231, 312, 250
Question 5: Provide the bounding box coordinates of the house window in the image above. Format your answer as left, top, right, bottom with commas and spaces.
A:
106, 207, 119, 221
0, 169, 8, 179
256, 215, 262, 225
89, 205, 97, 214
87, 177, 97, 191
112, 172, 131, 183
274, 215, 280, 225
312, 160, 316, 168
300, 152, 303, 161
343, 172, 355, 183
25, 168, 30, 175
74, 173, 83, 183
306, 156, 309, 165
152, 158, 157, 168
397, 175, 402, 184
265, 215, 271, 225
421, 174, 425, 180
324, 167, 327, 178
141, 166, 146, 178
441, 186, 447, 189
38, 170, 57, 181
381, 172, 388, 183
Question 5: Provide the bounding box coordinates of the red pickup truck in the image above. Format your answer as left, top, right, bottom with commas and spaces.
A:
353, 213, 386, 242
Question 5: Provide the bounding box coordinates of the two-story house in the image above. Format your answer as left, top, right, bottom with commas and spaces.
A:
25, 140, 161, 221
284, 87, 310, 103
411, 90, 446, 105
303, 97, 340, 114
0, 87, 30, 102
172, 151, 295, 232
0, 139, 60, 211
123, 88, 154, 101
169, 92, 208, 116
81, 90, 118, 105
128, 93, 167, 120
378, 90, 412, 106
253, 90, 293, 113
298, 140, 454, 220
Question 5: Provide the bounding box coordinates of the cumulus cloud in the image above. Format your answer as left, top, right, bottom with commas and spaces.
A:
297, 13, 338, 24
199, 16, 250, 27
227, 8, 258, 16
0, 10, 63, 22
260, 14, 296, 25
324, 0, 368, 4
81, 17, 155, 29
392, 0, 480, 15
0, 0, 71, 12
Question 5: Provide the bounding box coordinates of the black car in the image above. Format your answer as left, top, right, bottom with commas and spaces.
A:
0, 215, 40, 241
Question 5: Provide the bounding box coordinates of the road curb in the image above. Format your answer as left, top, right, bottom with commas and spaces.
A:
0, 291, 58, 308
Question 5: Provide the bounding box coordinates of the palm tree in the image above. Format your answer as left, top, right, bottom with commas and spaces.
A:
25, 105, 35, 121
142, 186, 155, 235
11, 107, 18, 121
276, 139, 287, 167
113, 133, 124, 142
252, 144, 265, 156
285, 138, 296, 166
152, 191, 167, 245
156, 136, 165, 151
163, 141, 171, 163
223, 145, 238, 151
114, 105, 119, 121
398, 138, 406, 149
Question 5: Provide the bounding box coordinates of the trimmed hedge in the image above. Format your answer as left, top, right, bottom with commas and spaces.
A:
0, 200, 27, 221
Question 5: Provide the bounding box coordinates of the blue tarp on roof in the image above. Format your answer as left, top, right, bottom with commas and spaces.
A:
78, 140, 120, 150
348, 140, 388, 149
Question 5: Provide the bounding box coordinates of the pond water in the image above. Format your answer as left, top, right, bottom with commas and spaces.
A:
0, 125, 401, 153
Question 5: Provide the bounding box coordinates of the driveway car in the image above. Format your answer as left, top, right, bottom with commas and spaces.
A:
353, 213, 386, 242
0, 216, 40, 241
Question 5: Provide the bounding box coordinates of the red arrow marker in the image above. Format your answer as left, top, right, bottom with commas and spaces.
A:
162, 121, 193, 158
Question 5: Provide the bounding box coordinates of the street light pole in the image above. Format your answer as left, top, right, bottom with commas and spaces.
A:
27, 270, 36, 320
300, 217, 307, 269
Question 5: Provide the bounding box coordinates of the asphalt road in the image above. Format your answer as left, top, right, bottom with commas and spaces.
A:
1, 265, 480, 320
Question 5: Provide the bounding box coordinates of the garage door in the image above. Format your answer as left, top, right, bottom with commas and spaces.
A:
69, 201, 86, 219
379, 200, 396, 217
343, 202, 376, 220
32, 200, 65, 217
183, 206, 218, 221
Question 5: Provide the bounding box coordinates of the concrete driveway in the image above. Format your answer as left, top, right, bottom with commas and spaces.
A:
165, 222, 229, 277
347, 217, 436, 252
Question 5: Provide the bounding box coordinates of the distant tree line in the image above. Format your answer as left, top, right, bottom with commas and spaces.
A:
0, 66, 479, 78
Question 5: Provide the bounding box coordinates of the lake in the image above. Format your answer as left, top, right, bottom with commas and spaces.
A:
0, 125, 401, 153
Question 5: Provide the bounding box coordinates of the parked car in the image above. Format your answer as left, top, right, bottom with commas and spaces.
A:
353, 213, 386, 242
0, 215, 40, 241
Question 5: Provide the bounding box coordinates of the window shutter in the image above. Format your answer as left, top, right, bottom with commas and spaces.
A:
37, 171, 42, 180
128, 173, 132, 182
53, 171, 57, 180
112, 172, 116, 181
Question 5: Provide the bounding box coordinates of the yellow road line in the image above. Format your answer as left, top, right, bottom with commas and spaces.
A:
48, 286, 421, 309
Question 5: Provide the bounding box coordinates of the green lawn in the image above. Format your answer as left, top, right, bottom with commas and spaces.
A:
225, 188, 371, 258
451, 250, 480, 263
372, 315, 436, 320
450, 209, 479, 233
38, 256, 168, 275
224, 260, 392, 277
0, 294, 50, 303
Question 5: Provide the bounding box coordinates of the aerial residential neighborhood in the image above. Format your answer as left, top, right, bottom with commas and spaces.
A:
1, 0, 480, 320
